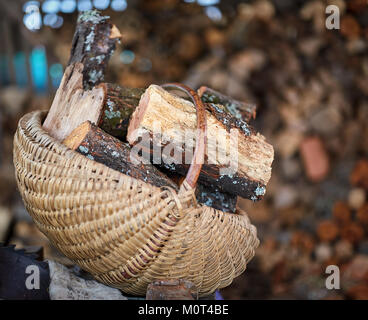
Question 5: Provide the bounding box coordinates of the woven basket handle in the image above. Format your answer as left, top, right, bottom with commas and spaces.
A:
161, 83, 207, 189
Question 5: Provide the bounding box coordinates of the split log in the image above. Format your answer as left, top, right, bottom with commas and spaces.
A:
63, 121, 178, 190
198, 86, 257, 122
195, 184, 237, 213
98, 84, 254, 143
43, 10, 122, 141
42, 63, 106, 141
168, 173, 237, 213
67, 10, 121, 90
98, 84, 249, 142
98, 83, 144, 140
127, 85, 274, 201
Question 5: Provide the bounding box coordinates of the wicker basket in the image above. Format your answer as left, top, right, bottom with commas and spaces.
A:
13, 86, 259, 297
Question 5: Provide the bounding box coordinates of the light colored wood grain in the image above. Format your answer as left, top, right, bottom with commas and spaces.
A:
127, 84, 274, 198
42, 63, 105, 141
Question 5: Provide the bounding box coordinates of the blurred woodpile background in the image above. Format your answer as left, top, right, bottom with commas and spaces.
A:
1, 0, 368, 299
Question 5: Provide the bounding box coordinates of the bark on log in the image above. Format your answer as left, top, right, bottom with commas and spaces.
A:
127, 85, 274, 201
198, 86, 257, 122
168, 173, 237, 213
98, 84, 251, 143
67, 10, 121, 90
43, 10, 121, 141
195, 184, 237, 213
63, 121, 178, 190
98, 84, 248, 142
99, 83, 144, 140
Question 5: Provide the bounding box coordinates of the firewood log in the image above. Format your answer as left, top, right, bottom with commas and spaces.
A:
168, 173, 237, 213
127, 85, 274, 201
98, 83, 144, 141
198, 86, 257, 122
65, 120, 235, 212
67, 10, 121, 90
98, 84, 249, 142
63, 121, 178, 190
98, 84, 254, 144
195, 184, 237, 213
43, 10, 122, 141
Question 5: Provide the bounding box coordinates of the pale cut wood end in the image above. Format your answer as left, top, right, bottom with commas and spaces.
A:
63, 121, 92, 150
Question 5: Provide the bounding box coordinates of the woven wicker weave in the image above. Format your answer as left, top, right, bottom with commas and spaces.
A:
13, 110, 259, 297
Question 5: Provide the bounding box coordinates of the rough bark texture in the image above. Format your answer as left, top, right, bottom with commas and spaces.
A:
98, 84, 250, 143
127, 85, 274, 201
167, 173, 237, 213
63, 121, 178, 190
195, 184, 237, 213
198, 86, 257, 122
42, 10, 121, 141
99, 83, 144, 140
204, 102, 254, 135
68, 10, 121, 90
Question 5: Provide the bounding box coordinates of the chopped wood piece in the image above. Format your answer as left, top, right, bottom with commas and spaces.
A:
146, 279, 197, 300
198, 86, 257, 122
195, 184, 237, 213
43, 10, 121, 141
100, 84, 253, 143
63, 121, 178, 190
164, 172, 237, 212
127, 85, 274, 200
99, 84, 253, 143
68, 10, 121, 90
99, 83, 144, 140
42, 63, 106, 141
